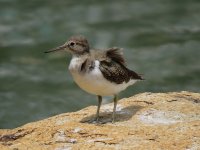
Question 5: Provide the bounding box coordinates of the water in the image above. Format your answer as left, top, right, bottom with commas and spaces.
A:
0, 0, 200, 129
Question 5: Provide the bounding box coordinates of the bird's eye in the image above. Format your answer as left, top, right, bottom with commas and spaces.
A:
69, 42, 75, 46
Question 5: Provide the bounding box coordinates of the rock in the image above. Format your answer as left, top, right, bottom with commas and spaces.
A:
0, 91, 200, 150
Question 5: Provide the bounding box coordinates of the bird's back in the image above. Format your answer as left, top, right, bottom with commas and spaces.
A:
68, 47, 142, 96
91, 47, 143, 84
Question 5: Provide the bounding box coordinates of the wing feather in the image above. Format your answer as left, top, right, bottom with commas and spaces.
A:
106, 47, 126, 65
99, 60, 143, 84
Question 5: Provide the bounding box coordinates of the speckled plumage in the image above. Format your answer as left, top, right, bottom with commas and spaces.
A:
45, 35, 143, 123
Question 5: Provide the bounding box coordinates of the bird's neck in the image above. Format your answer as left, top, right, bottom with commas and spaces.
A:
70, 48, 90, 57
71, 50, 90, 59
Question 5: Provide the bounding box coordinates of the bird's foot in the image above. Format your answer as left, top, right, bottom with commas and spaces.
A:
85, 116, 100, 124
81, 115, 114, 124
89, 116, 110, 124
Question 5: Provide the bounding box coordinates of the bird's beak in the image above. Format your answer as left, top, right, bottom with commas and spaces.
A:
44, 44, 68, 53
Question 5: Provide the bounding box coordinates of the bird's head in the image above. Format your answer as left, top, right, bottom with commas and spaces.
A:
45, 35, 90, 56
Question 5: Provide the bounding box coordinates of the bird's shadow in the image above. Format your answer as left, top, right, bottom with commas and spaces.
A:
80, 105, 143, 124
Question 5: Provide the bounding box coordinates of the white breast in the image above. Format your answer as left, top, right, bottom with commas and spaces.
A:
69, 57, 137, 96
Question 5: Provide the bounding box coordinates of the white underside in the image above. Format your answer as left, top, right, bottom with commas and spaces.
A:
69, 57, 137, 96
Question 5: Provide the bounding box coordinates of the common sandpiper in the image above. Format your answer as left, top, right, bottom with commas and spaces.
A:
45, 35, 143, 123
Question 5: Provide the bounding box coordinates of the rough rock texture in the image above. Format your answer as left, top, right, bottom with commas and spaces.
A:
0, 91, 200, 150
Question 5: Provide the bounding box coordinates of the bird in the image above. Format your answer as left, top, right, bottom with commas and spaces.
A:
45, 35, 143, 123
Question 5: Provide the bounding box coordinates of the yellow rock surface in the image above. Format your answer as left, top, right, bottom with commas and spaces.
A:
0, 92, 200, 150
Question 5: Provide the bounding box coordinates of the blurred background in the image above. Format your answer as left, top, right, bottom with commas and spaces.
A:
0, 0, 200, 129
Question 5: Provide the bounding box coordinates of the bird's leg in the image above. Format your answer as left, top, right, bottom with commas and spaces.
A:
112, 95, 118, 123
95, 95, 102, 121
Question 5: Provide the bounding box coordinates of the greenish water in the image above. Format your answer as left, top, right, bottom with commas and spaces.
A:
0, 0, 200, 129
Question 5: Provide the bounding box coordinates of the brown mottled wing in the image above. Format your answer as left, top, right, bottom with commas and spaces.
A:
106, 47, 126, 65
99, 60, 143, 84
